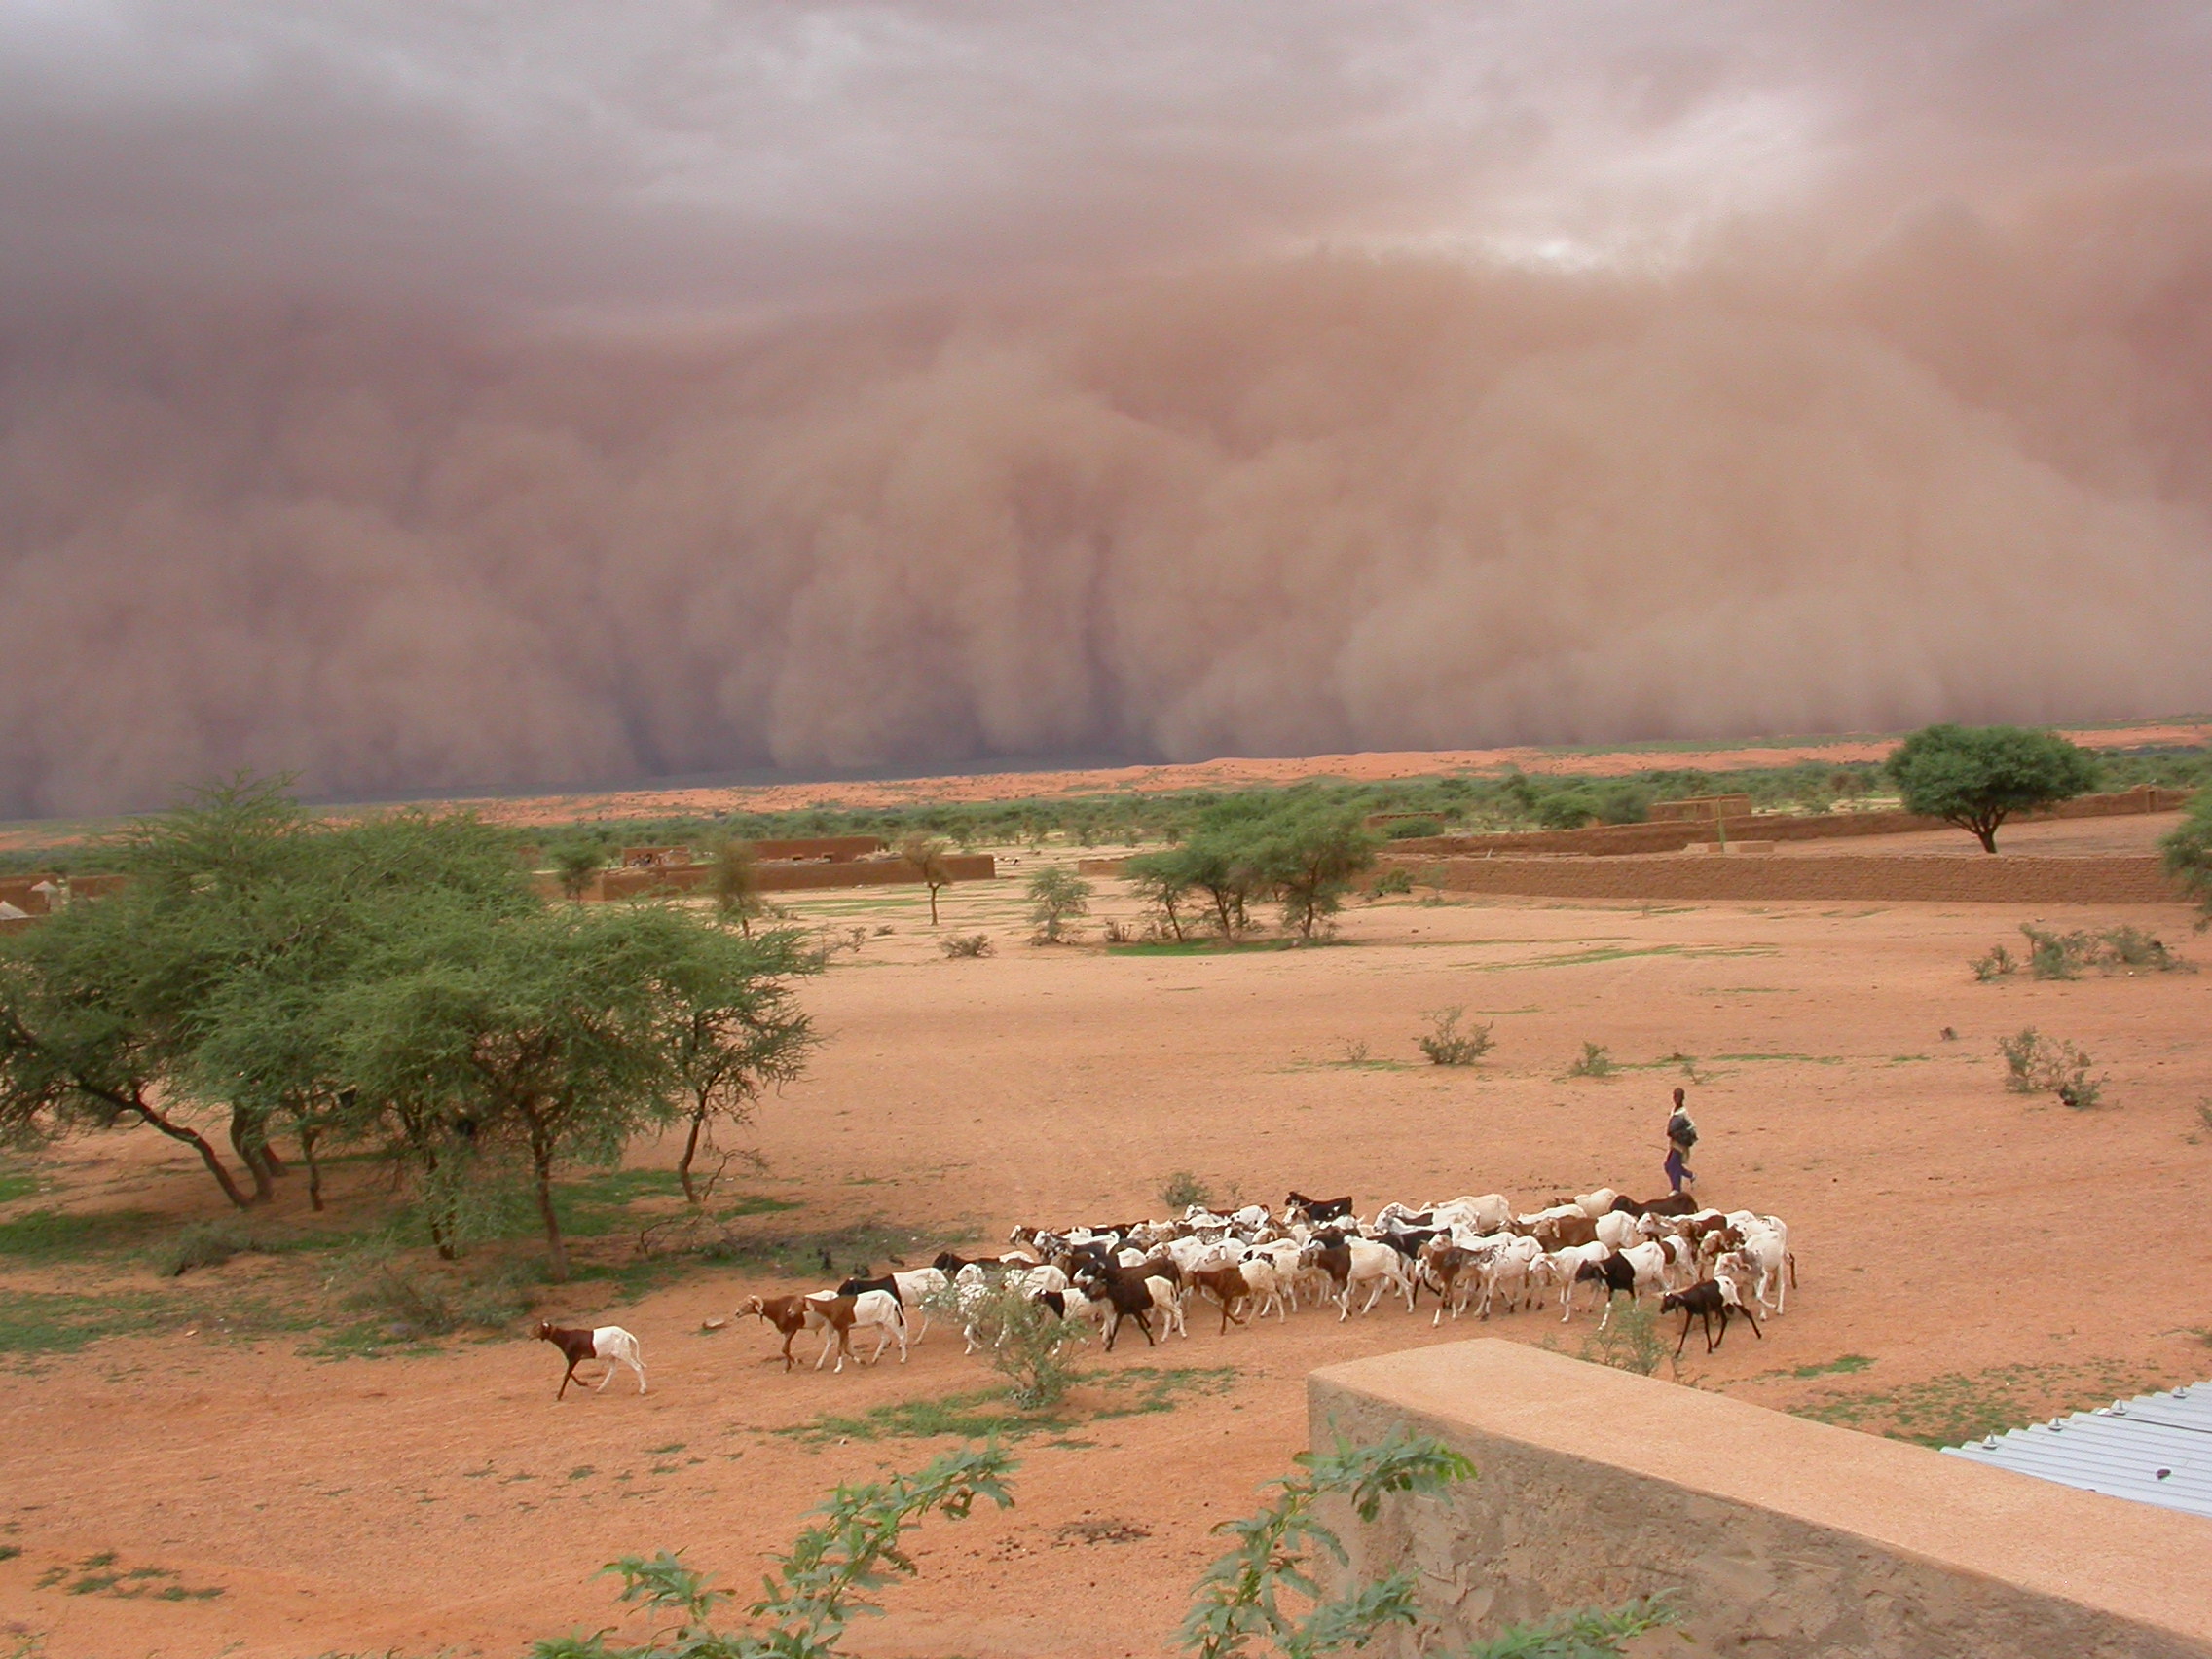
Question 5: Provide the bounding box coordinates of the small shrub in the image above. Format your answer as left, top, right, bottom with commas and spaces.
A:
1367, 866, 1414, 897
1970, 943, 2017, 982
923, 1275, 1087, 1408
2020, 925, 2088, 980
157, 1219, 259, 1277
1566, 1041, 1615, 1080
940, 932, 994, 959
1417, 1007, 1494, 1066
2098, 924, 2190, 973
1998, 1026, 2106, 1108
1382, 818, 1443, 841
332, 1244, 537, 1337
1579, 1302, 1669, 1378
1159, 1170, 1213, 1212
1340, 1039, 1373, 1065
1101, 917, 1136, 943
2004, 923, 2193, 981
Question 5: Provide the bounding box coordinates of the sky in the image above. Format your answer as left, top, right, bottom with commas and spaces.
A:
2, 1, 2210, 815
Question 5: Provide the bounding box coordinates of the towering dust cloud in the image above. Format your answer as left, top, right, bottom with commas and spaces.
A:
2, 5, 2210, 816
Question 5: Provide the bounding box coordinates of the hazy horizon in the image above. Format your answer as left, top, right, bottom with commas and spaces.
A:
6, 4, 2212, 816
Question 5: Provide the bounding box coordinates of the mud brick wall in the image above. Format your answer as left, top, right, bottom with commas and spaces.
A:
1310, 1341, 2212, 1659
1403, 851, 2185, 904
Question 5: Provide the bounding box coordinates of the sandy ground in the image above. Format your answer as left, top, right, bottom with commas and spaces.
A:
6, 860, 2212, 1657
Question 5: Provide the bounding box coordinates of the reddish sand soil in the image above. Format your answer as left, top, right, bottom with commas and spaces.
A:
6, 851, 2212, 1656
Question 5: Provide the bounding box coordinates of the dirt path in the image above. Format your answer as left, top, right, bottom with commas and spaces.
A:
6, 874, 2212, 1656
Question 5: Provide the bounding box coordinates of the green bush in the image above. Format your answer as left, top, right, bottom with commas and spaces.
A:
940, 932, 994, 959
1367, 867, 1414, 898
1970, 943, 2017, 982
157, 1219, 261, 1277
924, 1275, 1088, 1409
1159, 1170, 1213, 1211
1417, 1008, 1494, 1067
1382, 817, 1444, 840
1998, 1027, 2106, 1109
1566, 1041, 1616, 1080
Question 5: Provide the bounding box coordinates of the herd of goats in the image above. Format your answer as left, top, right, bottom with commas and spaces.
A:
637, 1186, 1805, 1383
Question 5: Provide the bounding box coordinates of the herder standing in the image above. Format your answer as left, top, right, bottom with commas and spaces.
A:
1664, 1087, 1699, 1195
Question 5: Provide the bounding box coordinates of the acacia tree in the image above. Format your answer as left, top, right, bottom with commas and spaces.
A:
711, 838, 767, 937
899, 835, 955, 926
1249, 806, 1378, 939
651, 921, 818, 1204
328, 901, 817, 1278
1887, 723, 2100, 853
1123, 849, 1194, 940
1025, 866, 1091, 942
552, 841, 606, 902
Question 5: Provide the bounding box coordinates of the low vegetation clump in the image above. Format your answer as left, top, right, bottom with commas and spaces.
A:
1578, 1302, 1671, 1379
156, 1218, 265, 1277
1159, 1169, 1213, 1211
331, 1242, 541, 1339
924, 1275, 1088, 1409
1975, 923, 2192, 981
1997, 1026, 2106, 1109
1565, 1041, 1616, 1080
1366, 866, 1414, 898
1417, 1007, 1494, 1067
940, 932, 993, 959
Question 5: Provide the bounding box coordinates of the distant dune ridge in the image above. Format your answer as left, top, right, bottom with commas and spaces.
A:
4, 7, 2212, 817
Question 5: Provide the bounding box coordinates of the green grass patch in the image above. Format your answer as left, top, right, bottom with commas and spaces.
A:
1788, 1354, 1874, 1379
1105, 938, 1297, 956
778, 1366, 1236, 1445
0, 1289, 175, 1356
1710, 1052, 1846, 1065
0, 1206, 169, 1263
0, 1165, 43, 1205
1467, 943, 1778, 973
1793, 1359, 2166, 1448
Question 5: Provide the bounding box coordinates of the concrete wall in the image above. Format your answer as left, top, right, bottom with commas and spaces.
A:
1310, 1341, 2212, 1659
1400, 851, 2186, 904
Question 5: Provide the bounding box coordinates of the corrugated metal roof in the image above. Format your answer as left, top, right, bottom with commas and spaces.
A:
1942, 1381, 2212, 1520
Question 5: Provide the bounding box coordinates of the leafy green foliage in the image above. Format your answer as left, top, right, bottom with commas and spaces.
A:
924, 1275, 1088, 1408
1024, 866, 1091, 942
2162, 787, 2212, 912
1243, 804, 1379, 940
1886, 723, 2100, 852
1577, 1302, 1669, 1379
1565, 1042, 1615, 1080
1160, 1169, 1212, 1211
0, 778, 818, 1277
553, 842, 608, 903
1997, 1027, 2105, 1108
1177, 1430, 1475, 1659
532, 1445, 1015, 1659
1459, 1599, 1677, 1659
1417, 1008, 1493, 1067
